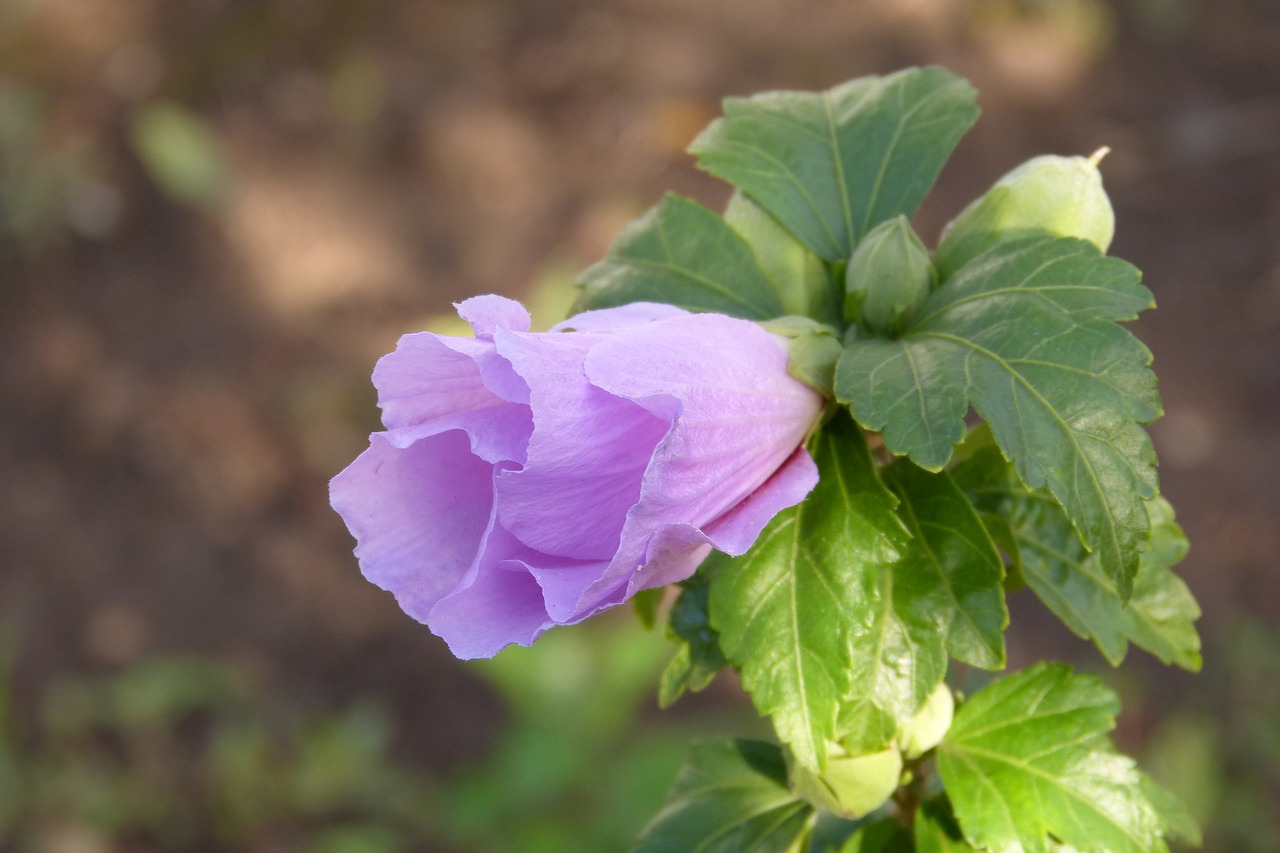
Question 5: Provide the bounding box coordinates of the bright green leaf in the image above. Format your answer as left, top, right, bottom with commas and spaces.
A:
937, 663, 1170, 853
883, 462, 1007, 669
659, 571, 728, 709
836, 236, 1160, 597
634, 739, 812, 853
710, 414, 945, 769
952, 437, 1201, 670
690, 67, 978, 263
574, 194, 785, 320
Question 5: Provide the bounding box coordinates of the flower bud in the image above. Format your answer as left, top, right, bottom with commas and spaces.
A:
895, 682, 954, 759
789, 742, 903, 819
935, 150, 1115, 279
844, 215, 936, 336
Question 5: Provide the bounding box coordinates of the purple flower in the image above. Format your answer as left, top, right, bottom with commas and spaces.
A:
330, 295, 824, 658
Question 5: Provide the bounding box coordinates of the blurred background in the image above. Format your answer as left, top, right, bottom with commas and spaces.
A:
1, 0, 1278, 850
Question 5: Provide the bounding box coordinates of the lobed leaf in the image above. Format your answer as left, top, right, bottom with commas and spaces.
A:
691, 67, 979, 263
574, 194, 786, 320
710, 414, 948, 768
938, 663, 1182, 853
634, 739, 812, 853
836, 236, 1160, 597
883, 461, 1008, 669
952, 435, 1201, 670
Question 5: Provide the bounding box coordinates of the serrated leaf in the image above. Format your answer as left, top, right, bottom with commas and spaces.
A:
836, 236, 1160, 597
952, 438, 1201, 670
659, 570, 729, 709
574, 194, 785, 320
915, 796, 974, 852
634, 739, 812, 853
691, 67, 979, 263
937, 663, 1170, 853
1139, 770, 1202, 847
883, 462, 1007, 669
710, 413, 945, 769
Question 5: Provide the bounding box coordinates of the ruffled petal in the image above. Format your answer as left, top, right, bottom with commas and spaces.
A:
583, 313, 823, 597
373, 333, 531, 464
701, 444, 819, 554
330, 430, 493, 620
428, 561, 553, 659
456, 294, 531, 339
550, 301, 688, 333
493, 328, 668, 561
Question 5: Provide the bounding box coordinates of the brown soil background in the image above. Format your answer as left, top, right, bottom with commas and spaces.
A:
2, 0, 1278, 848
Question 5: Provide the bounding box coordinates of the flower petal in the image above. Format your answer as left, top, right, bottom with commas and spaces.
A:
373, 333, 531, 463
583, 313, 823, 596
494, 328, 668, 561
456, 294, 531, 339
550, 301, 688, 333
330, 430, 493, 619
429, 560, 553, 659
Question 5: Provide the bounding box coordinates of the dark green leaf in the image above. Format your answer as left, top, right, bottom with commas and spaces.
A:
710, 414, 945, 769
914, 796, 973, 852
634, 739, 812, 853
837, 818, 913, 852
937, 663, 1170, 853
690, 67, 978, 263
633, 587, 664, 630
952, 437, 1201, 670
659, 571, 729, 708
836, 237, 1160, 596
883, 462, 1007, 669
575, 194, 785, 320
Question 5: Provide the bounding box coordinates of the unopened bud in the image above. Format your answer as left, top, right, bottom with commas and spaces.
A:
844, 215, 936, 336
936, 151, 1115, 279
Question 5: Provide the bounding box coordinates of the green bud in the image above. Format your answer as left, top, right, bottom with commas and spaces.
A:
935, 149, 1116, 279
724, 190, 841, 326
844, 215, 936, 336
789, 742, 903, 819
895, 682, 955, 759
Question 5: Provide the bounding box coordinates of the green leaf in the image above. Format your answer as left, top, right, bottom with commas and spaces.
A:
633, 587, 664, 630
937, 663, 1170, 853
659, 571, 729, 709
952, 438, 1201, 670
838, 818, 913, 852
711, 414, 946, 769
882, 462, 1007, 669
634, 739, 812, 853
836, 236, 1160, 597
575, 194, 785, 320
1140, 770, 1202, 847
914, 796, 974, 852
690, 67, 978, 263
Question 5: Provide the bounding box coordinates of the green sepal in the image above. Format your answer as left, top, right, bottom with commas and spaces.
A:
789, 742, 903, 820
